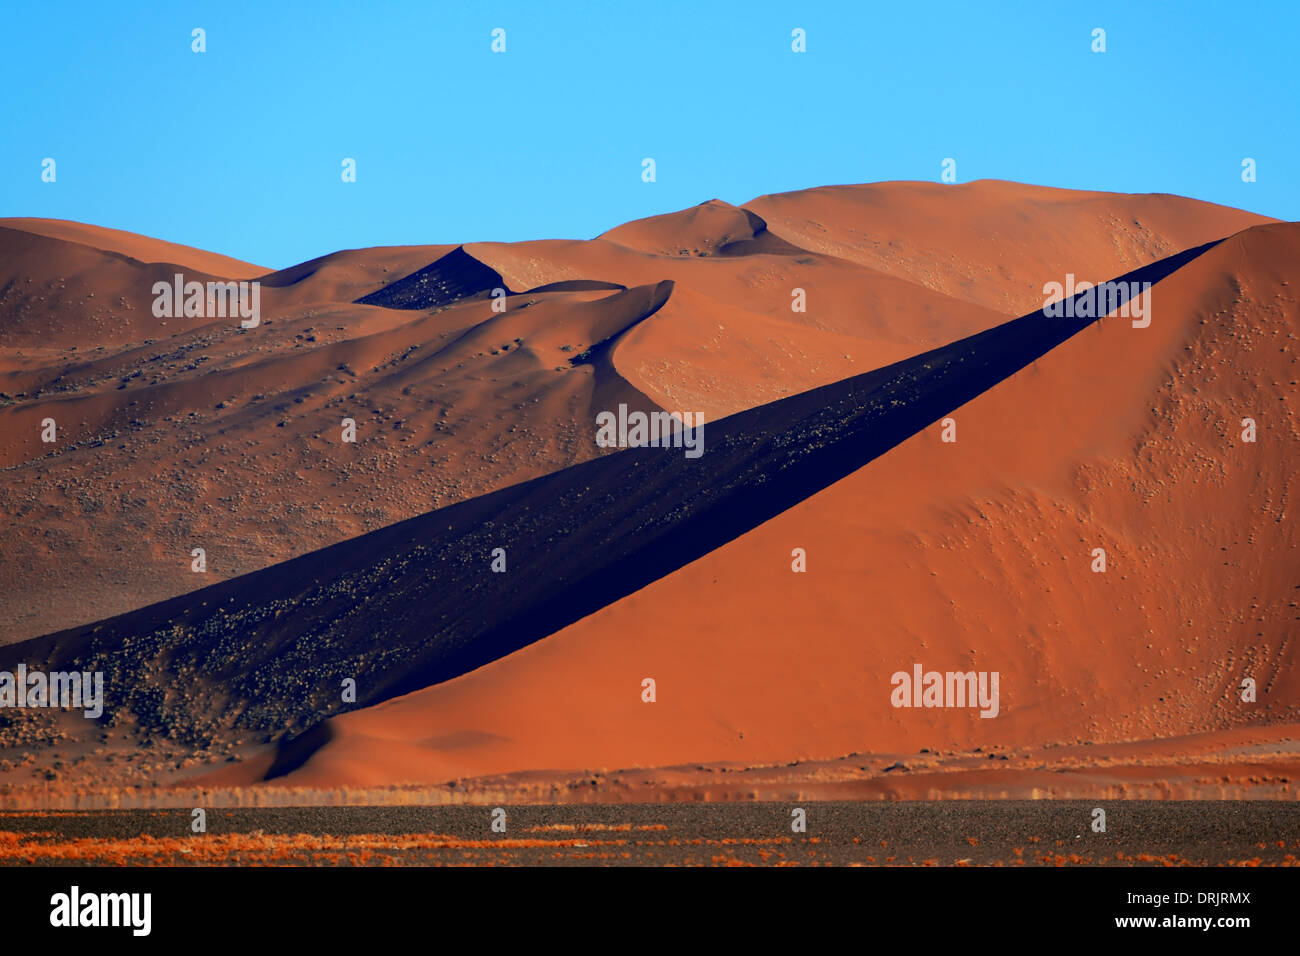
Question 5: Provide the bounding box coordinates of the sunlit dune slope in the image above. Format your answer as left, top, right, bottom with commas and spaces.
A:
0, 217, 268, 279
745, 179, 1274, 315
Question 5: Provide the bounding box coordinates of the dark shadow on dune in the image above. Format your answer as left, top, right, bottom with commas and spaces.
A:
261, 719, 334, 780
0, 241, 1219, 774
354, 249, 631, 311
356, 245, 507, 309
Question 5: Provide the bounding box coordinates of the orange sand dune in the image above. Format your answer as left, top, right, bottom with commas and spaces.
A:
598, 198, 805, 257
0, 183, 1277, 647
470, 233, 1009, 419
472, 184, 1273, 415
272, 220, 1299, 789
0, 226, 265, 349
260, 244, 460, 309
0, 278, 665, 642
746, 180, 1274, 314
0, 217, 267, 278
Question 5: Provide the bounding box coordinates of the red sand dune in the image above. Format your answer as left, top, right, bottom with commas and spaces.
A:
2, 184, 1269, 642
0, 184, 1292, 805
266, 220, 1299, 790
0, 217, 268, 279
745, 180, 1273, 314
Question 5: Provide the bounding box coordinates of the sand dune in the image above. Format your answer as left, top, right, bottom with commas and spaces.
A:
0, 226, 260, 350
9, 254, 1131, 759
0, 277, 668, 642
356, 245, 510, 310
746, 179, 1275, 314
0, 217, 268, 279
0, 183, 1291, 803
10, 231, 1285, 798
3, 183, 1258, 641
599, 199, 805, 258
258, 244, 460, 306
264, 221, 1298, 789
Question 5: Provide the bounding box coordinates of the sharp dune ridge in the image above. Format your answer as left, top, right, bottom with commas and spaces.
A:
0, 181, 1293, 800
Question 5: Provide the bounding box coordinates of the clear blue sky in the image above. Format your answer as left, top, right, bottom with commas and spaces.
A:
2, 0, 1295, 269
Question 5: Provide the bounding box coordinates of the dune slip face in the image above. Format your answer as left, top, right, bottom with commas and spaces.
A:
0, 241, 1218, 781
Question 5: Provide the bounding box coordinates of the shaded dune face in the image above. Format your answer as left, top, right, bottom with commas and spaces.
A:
354, 246, 510, 310
0, 186, 1291, 796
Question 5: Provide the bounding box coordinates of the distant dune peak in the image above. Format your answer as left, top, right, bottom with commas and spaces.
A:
598, 198, 806, 258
